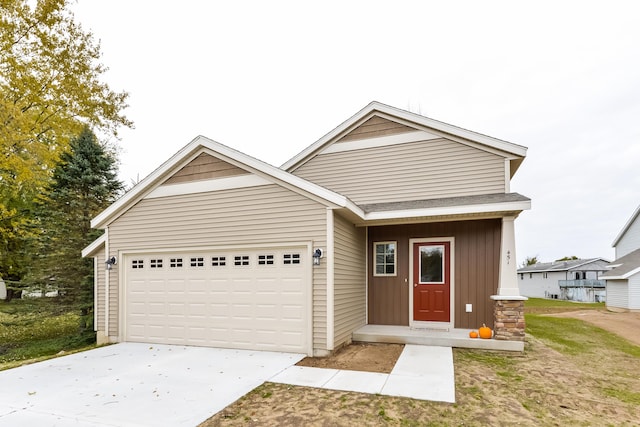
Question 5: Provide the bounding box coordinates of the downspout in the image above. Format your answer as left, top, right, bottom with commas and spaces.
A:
104, 227, 110, 338
326, 208, 335, 351
93, 257, 98, 331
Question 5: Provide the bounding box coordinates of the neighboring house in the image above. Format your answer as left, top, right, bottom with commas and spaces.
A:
517, 258, 609, 302
83, 101, 531, 356
601, 204, 640, 311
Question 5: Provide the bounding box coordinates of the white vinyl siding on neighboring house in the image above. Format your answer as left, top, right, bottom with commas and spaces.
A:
517, 271, 564, 298
292, 138, 505, 205
606, 280, 629, 310
630, 274, 640, 310
616, 216, 640, 258
107, 184, 329, 350
332, 212, 366, 348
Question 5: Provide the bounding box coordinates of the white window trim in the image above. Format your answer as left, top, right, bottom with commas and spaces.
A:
373, 241, 397, 277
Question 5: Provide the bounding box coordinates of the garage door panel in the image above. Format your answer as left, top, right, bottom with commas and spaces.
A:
125, 247, 308, 353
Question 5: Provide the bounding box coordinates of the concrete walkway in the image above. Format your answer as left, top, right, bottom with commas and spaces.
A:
270, 344, 456, 403
0, 343, 455, 426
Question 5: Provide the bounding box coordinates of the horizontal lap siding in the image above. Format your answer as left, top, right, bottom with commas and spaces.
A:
616, 217, 640, 258
630, 275, 640, 310
96, 247, 105, 331
293, 139, 505, 205
333, 213, 367, 348
606, 280, 628, 309
107, 184, 328, 349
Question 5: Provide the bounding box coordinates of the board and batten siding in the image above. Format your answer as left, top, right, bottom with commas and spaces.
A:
368, 219, 501, 329
106, 184, 329, 350
332, 212, 367, 348
616, 215, 640, 258
606, 280, 629, 310
292, 139, 505, 205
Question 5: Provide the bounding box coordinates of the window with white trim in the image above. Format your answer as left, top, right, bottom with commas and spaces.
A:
211, 256, 226, 267
234, 255, 250, 266
170, 258, 183, 268
374, 242, 396, 276
150, 259, 163, 268
283, 253, 301, 265
132, 259, 144, 269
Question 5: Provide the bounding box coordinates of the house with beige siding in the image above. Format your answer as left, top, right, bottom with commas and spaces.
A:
83, 102, 531, 355
601, 204, 640, 311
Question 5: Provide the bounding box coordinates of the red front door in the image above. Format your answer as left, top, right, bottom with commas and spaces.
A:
413, 242, 450, 322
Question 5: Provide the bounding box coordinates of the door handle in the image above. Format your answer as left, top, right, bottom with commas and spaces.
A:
414, 283, 417, 288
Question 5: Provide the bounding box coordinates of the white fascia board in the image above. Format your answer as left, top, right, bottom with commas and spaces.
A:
91, 135, 363, 228
603, 266, 640, 280
91, 136, 206, 228
363, 200, 531, 222
612, 204, 640, 247
281, 102, 379, 171
81, 233, 106, 258
371, 102, 528, 157
281, 101, 527, 171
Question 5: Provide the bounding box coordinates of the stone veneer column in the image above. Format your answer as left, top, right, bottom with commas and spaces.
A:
492, 298, 526, 341
491, 216, 527, 342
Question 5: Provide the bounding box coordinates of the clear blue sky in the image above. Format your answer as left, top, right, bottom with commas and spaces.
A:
73, 0, 640, 264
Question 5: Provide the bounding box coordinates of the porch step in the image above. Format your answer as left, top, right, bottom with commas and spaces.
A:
353, 325, 524, 352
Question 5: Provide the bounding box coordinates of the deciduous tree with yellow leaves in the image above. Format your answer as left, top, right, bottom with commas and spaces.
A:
1, 0, 132, 297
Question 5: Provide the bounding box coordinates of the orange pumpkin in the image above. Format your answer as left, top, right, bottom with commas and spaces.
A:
469, 330, 478, 339
479, 323, 492, 339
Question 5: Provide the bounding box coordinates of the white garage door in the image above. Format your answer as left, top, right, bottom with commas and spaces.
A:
124, 247, 309, 353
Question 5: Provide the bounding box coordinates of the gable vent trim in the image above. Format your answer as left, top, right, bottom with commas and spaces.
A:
323, 130, 440, 155
146, 175, 271, 199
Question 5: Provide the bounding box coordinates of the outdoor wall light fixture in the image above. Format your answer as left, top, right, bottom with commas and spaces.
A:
313, 248, 323, 266
105, 256, 117, 271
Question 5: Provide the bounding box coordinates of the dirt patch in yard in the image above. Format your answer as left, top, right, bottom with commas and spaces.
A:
295, 342, 404, 373
201, 311, 640, 426
546, 309, 640, 346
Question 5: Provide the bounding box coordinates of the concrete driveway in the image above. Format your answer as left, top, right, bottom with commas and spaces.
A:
0, 343, 304, 426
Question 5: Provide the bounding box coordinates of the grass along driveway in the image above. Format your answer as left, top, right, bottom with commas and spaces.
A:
201, 300, 640, 426
0, 298, 96, 370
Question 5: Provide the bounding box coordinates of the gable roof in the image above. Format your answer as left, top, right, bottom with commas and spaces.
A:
518, 258, 610, 273
600, 248, 640, 280
612, 203, 640, 247
81, 233, 106, 257
89, 103, 531, 231
91, 136, 363, 229
281, 101, 528, 175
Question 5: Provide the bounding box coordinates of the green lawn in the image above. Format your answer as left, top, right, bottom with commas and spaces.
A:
524, 296, 605, 314
0, 298, 96, 370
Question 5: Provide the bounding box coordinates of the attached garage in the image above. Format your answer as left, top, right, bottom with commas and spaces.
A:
122, 246, 311, 354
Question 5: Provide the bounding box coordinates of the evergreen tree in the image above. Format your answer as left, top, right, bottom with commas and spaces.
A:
33, 127, 122, 333
0, 0, 132, 295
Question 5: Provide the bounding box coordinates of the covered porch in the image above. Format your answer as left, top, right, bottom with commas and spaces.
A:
352, 324, 525, 351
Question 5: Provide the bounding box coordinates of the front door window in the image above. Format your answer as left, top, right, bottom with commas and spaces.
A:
419, 245, 444, 283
